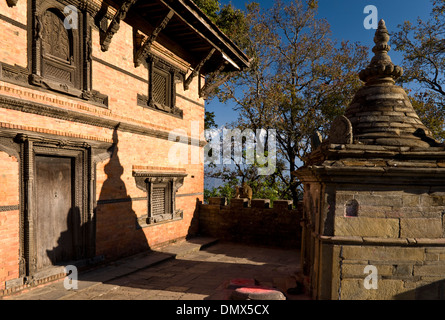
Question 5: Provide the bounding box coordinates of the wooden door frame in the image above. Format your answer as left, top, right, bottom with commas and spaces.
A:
16, 134, 94, 282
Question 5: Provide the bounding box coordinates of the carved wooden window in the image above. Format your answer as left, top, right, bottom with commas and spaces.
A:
148, 59, 174, 111
133, 172, 187, 226
28, 0, 108, 105
136, 54, 185, 117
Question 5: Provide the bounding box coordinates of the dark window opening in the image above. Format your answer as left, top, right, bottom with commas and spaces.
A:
345, 199, 359, 217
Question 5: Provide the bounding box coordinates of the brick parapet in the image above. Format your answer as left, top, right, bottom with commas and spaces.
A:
199, 198, 302, 248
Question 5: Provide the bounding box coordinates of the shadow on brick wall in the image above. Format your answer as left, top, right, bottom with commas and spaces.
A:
186, 197, 202, 238
95, 125, 150, 260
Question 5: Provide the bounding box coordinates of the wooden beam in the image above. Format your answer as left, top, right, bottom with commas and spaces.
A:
101, 0, 138, 52
156, 0, 225, 63
175, 0, 249, 69
184, 48, 215, 90
134, 9, 174, 67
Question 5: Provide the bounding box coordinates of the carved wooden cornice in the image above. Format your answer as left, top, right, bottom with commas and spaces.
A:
147, 53, 185, 76
132, 171, 188, 178
101, 0, 138, 52
133, 171, 187, 189
61, 0, 115, 20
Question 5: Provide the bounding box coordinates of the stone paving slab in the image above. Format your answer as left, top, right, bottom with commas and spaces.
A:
2, 237, 310, 300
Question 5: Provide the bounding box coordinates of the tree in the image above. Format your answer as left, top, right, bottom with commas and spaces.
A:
204, 111, 218, 130
192, 0, 220, 22
392, 0, 445, 141
206, 0, 369, 204
192, 0, 249, 49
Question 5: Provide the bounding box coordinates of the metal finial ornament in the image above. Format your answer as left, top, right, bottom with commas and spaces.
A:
359, 19, 404, 84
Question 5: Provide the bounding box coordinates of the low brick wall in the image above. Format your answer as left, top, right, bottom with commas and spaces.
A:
198, 198, 302, 248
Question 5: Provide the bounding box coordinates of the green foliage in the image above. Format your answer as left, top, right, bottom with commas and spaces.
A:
204, 177, 291, 204
215, 3, 250, 49
192, 0, 249, 49
204, 178, 239, 202
204, 111, 218, 130
192, 0, 220, 22
208, 0, 369, 204
409, 91, 445, 142
392, 0, 445, 141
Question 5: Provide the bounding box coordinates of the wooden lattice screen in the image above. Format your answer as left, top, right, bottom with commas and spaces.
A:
152, 187, 166, 216
152, 70, 168, 106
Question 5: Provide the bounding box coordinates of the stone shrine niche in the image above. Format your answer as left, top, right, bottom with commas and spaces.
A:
328, 115, 353, 145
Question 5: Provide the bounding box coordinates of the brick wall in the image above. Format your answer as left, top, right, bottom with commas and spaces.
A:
0, 0, 206, 291
0, 152, 20, 291
199, 198, 302, 248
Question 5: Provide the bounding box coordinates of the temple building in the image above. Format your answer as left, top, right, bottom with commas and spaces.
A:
0, 0, 249, 292
297, 20, 445, 300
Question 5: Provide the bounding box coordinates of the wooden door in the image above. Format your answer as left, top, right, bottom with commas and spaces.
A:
35, 155, 74, 270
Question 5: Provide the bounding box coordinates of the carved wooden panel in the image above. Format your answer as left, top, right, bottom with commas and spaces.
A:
41, 10, 71, 61
31, 0, 81, 93
41, 9, 77, 89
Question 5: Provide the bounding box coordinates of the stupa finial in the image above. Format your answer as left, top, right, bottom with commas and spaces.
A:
359, 19, 403, 84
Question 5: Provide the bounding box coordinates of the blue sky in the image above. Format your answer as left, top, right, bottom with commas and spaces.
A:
207, 0, 434, 127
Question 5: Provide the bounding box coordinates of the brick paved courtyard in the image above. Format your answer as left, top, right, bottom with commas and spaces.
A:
2, 239, 308, 300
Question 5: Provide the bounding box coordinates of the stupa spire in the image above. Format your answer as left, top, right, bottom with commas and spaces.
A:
359, 19, 403, 84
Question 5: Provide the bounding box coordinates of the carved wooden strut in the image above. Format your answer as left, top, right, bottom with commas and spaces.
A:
134, 10, 174, 67
184, 48, 215, 90
101, 0, 138, 52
